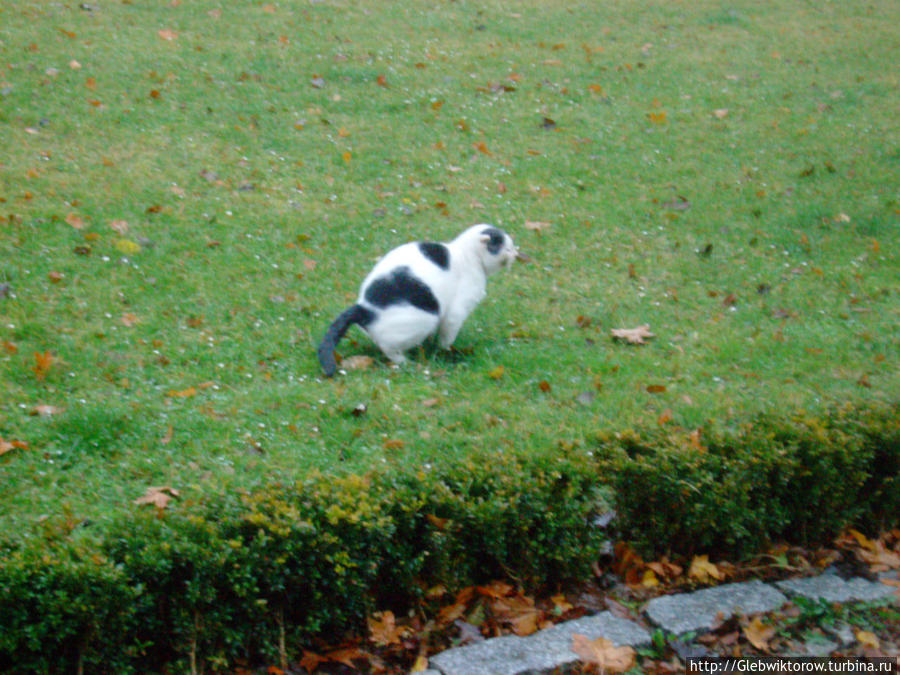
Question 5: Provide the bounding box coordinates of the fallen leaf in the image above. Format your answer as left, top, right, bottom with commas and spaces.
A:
487, 365, 505, 380
115, 239, 141, 255
491, 594, 540, 636
473, 141, 492, 155
743, 616, 775, 651
32, 351, 55, 380
323, 647, 366, 669
382, 439, 405, 450
341, 355, 373, 371
855, 630, 880, 650
109, 219, 129, 234
572, 634, 635, 672
30, 405, 64, 417
157, 29, 178, 41
299, 651, 326, 673
524, 220, 551, 232
48, 271, 64, 283
688, 554, 724, 583
161, 425, 174, 445
376, 74, 388, 87
647, 111, 667, 124
421, 397, 441, 408
551, 593, 574, 614
0, 436, 28, 457
134, 486, 179, 509
538, 380, 551, 393
65, 213, 86, 229
713, 108, 729, 119
167, 386, 197, 398
646, 384, 667, 394
368, 611, 404, 646
611, 325, 655, 345
121, 313, 139, 327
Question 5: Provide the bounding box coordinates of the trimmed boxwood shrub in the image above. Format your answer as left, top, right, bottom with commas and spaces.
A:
0, 452, 606, 673
2, 402, 897, 672
0, 544, 138, 674
599, 402, 900, 558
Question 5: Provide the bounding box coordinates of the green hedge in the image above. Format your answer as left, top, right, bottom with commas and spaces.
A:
0, 454, 605, 673
598, 401, 900, 558
2, 403, 898, 673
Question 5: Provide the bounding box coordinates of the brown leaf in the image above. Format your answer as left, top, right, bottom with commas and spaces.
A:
121, 312, 139, 327
572, 634, 636, 672
368, 610, 404, 647
538, 380, 551, 393
382, 438, 405, 450
134, 486, 179, 509
109, 219, 129, 234
743, 616, 775, 651
487, 365, 505, 380
342, 355, 373, 371
524, 220, 551, 232
420, 397, 441, 408
167, 386, 197, 398
29, 404, 64, 417
0, 436, 25, 457
611, 324, 655, 345
713, 108, 729, 119
646, 384, 667, 394
157, 29, 178, 41
160, 425, 174, 445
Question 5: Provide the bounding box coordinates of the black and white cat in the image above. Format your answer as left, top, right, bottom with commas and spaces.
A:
317, 224, 521, 377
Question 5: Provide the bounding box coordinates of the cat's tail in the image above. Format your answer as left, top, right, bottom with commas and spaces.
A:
317, 304, 374, 377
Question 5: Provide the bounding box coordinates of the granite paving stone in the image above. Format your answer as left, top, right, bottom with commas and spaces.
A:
643, 580, 787, 635
776, 574, 896, 603
428, 612, 650, 675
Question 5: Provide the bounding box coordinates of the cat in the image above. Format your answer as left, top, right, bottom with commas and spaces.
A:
317, 224, 522, 377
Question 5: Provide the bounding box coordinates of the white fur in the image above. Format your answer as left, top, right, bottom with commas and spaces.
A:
358, 224, 517, 364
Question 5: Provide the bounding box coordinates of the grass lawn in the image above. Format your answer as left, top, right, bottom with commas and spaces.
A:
1, 0, 898, 539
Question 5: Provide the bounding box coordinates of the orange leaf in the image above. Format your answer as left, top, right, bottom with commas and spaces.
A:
382, 438, 405, 450
168, 386, 197, 398
647, 111, 667, 124
32, 351, 55, 380
376, 74, 388, 87
157, 29, 178, 41
473, 141, 492, 155
538, 380, 551, 392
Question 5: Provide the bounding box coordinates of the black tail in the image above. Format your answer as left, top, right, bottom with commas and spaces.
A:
317, 304, 374, 377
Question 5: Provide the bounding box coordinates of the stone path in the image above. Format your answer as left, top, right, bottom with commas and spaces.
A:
422, 573, 897, 675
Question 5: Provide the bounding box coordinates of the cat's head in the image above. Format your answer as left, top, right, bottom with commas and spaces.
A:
458, 225, 521, 274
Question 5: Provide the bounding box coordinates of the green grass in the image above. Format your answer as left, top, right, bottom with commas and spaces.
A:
1, 0, 898, 539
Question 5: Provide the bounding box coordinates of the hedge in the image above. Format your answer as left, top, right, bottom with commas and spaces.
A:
1, 402, 898, 673
598, 401, 900, 557
0, 453, 605, 673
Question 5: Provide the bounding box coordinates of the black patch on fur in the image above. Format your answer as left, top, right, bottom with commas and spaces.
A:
482, 227, 505, 255
418, 241, 450, 270
364, 266, 440, 314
